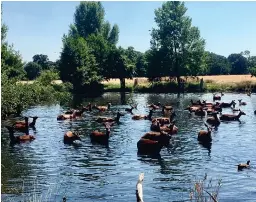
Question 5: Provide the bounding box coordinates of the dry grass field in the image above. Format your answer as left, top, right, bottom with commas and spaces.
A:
102, 75, 256, 85
17, 75, 256, 88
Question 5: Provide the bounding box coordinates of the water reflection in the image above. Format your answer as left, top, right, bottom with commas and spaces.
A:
1, 92, 256, 201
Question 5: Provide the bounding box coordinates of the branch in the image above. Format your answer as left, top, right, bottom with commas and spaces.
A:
136, 173, 144, 202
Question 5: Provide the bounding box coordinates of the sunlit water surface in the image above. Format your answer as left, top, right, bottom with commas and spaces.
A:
1, 93, 256, 201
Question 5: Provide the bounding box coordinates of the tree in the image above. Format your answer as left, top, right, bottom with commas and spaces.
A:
74, 2, 105, 38
86, 34, 110, 78
108, 24, 119, 45
135, 52, 148, 77
150, 1, 205, 91
59, 35, 101, 93
248, 56, 256, 77
24, 62, 42, 80
106, 46, 135, 90
32, 54, 50, 70
228, 53, 248, 74
205, 52, 231, 75
1, 21, 25, 79
37, 69, 59, 86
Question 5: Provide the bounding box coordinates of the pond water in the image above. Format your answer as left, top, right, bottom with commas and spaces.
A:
1, 92, 256, 202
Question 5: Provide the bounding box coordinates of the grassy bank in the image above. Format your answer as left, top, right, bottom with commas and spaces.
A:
103, 75, 256, 93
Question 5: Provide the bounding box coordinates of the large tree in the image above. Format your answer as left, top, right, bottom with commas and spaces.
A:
32, 54, 49, 70
150, 1, 205, 91
205, 52, 231, 75
24, 62, 42, 80
67, 1, 120, 82
228, 53, 248, 74
59, 35, 101, 93
106, 46, 135, 90
74, 2, 105, 38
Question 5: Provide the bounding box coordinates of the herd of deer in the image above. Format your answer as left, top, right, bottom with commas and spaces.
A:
4, 92, 254, 172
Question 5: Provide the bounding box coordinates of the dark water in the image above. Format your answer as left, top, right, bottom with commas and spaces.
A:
1, 92, 256, 202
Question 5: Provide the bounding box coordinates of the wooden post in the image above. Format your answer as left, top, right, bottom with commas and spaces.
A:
136, 173, 144, 202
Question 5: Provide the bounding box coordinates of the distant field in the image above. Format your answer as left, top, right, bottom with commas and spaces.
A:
102, 75, 256, 85
17, 75, 256, 85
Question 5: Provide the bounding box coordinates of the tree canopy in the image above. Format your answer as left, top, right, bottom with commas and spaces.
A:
150, 1, 205, 89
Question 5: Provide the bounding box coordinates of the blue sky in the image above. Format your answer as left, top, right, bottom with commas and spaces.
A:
2, 1, 256, 62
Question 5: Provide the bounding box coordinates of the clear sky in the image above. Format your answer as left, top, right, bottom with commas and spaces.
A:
2, 1, 256, 62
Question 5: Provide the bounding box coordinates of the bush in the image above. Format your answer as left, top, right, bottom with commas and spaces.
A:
37, 70, 60, 86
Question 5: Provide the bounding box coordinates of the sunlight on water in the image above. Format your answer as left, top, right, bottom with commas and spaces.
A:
1, 92, 256, 201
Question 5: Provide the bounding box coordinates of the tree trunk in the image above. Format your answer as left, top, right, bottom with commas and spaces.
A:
177, 76, 181, 94
120, 78, 125, 91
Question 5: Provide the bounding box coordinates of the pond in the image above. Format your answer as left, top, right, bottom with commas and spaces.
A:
1, 92, 256, 202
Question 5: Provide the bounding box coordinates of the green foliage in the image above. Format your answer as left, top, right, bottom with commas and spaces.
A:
32, 54, 50, 70
108, 24, 119, 45
74, 2, 105, 38
37, 69, 60, 86
1, 72, 71, 118
150, 1, 205, 84
107, 46, 135, 79
24, 61, 42, 80
86, 33, 110, 77
135, 52, 148, 77
228, 53, 248, 74
205, 52, 231, 75
59, 35, 101, 93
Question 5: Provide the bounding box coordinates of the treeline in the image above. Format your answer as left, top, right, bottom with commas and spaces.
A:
2, 2, 256, 116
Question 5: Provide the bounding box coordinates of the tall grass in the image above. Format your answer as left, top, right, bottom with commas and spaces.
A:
189, 174, 222, 202
2, 178, 66, 202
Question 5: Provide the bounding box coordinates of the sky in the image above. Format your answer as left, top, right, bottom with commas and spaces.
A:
2, 1, 256, 63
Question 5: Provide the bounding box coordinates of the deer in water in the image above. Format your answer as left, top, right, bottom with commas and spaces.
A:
132, 110, 153, 120
213, 92, 224, 100
219, 110, 246, 121
90, 122, 114, 144
96, 111, 124, 123
63, 131, 81, 144
137, 131, 170, 155
238, 99, 247, 106
197, 123, 214, 143
206, 112, 220, 126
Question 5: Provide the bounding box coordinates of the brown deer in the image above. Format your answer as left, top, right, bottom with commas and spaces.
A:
90, 122, 114, 144
137, 131, 170, 155
147, 102, 161, 110
125, 104, 137, 114
93, 103, 111, 112
220, 110, 246, 121
63, 131, 81, 144
206, 112, 220, 126
96, 111, 124, 123
6, 125, 35, 144
132, 110, 153, 120
14, 116, 38, 128
213, 92, 224, 100
238, 99, 247, 106
219, 100, 236, 108
150, 121, 178, 135
198, 123, 213, 143
152, 111, 176, 125
57, 111, 77, 120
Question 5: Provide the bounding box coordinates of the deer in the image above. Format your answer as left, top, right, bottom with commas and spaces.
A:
219, 110, 246, 121
197, 123, 214, 143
